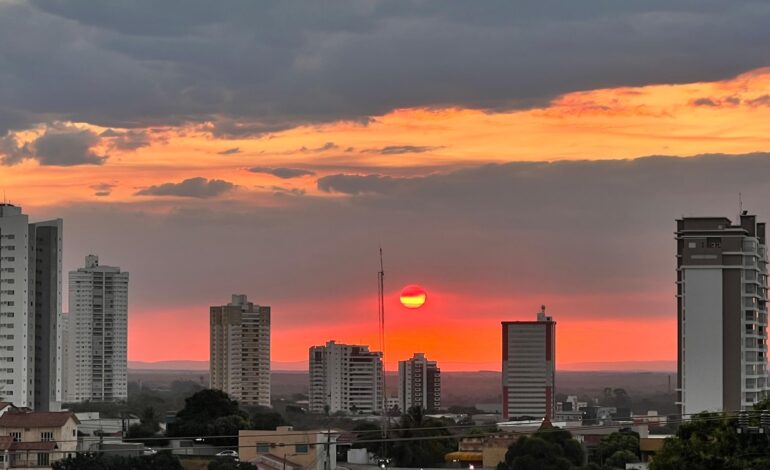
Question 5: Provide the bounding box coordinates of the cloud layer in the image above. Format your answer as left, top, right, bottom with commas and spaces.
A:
1, 0, 769, 137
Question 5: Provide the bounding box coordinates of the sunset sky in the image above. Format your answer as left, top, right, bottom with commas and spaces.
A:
3, 1, 770, 370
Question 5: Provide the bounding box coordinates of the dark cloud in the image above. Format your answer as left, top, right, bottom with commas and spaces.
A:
693, 96, 741, 107
377, 145, 438, 155
248, 167, 316, 179
100, 129, 151, 150
135, 177, 235, 198
693, 97, 718, 107
747, 95, 770, 107
218, 147, 241, 155
31, 127, 106, 166
0, 133, 33, 165
1, 1, 770, 134
90, 182, 115, 197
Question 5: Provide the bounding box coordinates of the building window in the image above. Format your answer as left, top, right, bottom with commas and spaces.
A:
41, 432, 53, 442
10, 432, 21, 442
37, 453, 50, 466
295, 443, 309, 454
256, 443, 270, 453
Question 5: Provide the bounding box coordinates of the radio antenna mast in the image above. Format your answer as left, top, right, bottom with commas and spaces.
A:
378, 247, 388, 461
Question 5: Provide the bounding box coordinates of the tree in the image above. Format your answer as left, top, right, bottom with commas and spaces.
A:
590, 430, 639, 465
650, 411, 770, 470
390, 406, 457, 467
248, 406, 288, 430
605, 449, 639, 469
499, 428, 585, 470
167, 389, 249, 446
351, 422, 383, 449
126, 406, 163, 445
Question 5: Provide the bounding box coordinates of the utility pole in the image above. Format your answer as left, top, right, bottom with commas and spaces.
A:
325, 425, 331, 470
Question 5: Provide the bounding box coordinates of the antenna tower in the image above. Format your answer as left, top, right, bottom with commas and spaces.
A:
378, 247, 388, 461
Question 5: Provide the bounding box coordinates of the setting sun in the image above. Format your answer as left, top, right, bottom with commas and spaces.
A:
400, 285, 427, 309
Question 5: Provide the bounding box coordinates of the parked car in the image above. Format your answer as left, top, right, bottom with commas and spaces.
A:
216, 450, 239, 459
142, 448, 158, 456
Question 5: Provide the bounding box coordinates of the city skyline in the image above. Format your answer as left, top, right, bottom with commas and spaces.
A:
7, 1, 770, 373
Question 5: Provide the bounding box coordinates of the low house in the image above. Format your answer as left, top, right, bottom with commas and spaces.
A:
0, 410, 79, 468
239, 426, 340, 470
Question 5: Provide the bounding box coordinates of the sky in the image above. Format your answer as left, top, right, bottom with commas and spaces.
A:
3, 1, 770, 371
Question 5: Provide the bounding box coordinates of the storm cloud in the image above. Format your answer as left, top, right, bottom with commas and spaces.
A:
1, 1, 770, 135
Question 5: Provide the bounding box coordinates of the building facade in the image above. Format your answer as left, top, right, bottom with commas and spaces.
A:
308, 341, 383, 414
0, 204, 62, 411
398, 352, 440, 413
64, 255, 129, 402
239, 426, 339, 470
210, 295, 271, 406
0, 410, 79, 467
501, 307, 556, 421
676, 212, 770, 415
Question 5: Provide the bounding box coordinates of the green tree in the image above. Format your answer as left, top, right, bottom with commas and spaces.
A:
351, 422, 383, 449
605, 449, 639, 469
126, 406, 163, 445
499, 427, 584, 470
167, 389, 249, 446
390, 406, 456, 467
650, 410, 770, 470
247, 406, 289, 430
591, 430, 639, 465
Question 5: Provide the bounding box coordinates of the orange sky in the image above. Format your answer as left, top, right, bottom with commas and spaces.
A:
8, 67, 770, 370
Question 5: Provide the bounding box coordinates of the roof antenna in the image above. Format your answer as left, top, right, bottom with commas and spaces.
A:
739, 192, 744, 220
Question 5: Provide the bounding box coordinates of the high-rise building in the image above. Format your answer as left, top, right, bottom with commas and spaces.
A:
0, 204, 62, 410
398, 353, 440, 413
676, 212, 770, 415
501, 306, 556, 421
64, 255, 129, 402
308, 341, 383, 415
210, 295, 271, 407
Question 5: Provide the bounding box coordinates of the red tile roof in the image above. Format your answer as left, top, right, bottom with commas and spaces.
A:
11, 441, 58, 451
0, 436, 12, 451
0, 411, 79, 428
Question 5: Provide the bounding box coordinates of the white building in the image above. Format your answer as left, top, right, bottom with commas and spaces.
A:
677, 212, 770, 415
398, 353, 440, 413
210, 295, 271, 406
501, 306, 556, 421
0, 204, 62, 411
309, 341, 383, 414
64, 255, 129, 402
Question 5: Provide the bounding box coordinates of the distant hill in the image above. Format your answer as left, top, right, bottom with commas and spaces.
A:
128, 360, 310, 371
129, 360, 675, 373
129, 360, 209, 371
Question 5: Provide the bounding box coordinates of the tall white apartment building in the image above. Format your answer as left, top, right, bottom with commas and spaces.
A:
64, 255, 129, 402
398, 353, 440, 413
502, 307, 556, 421
210, 295, 271, 406
309, 341, 383, 415
677, 212, 770, 415
0, 204, 62, 410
